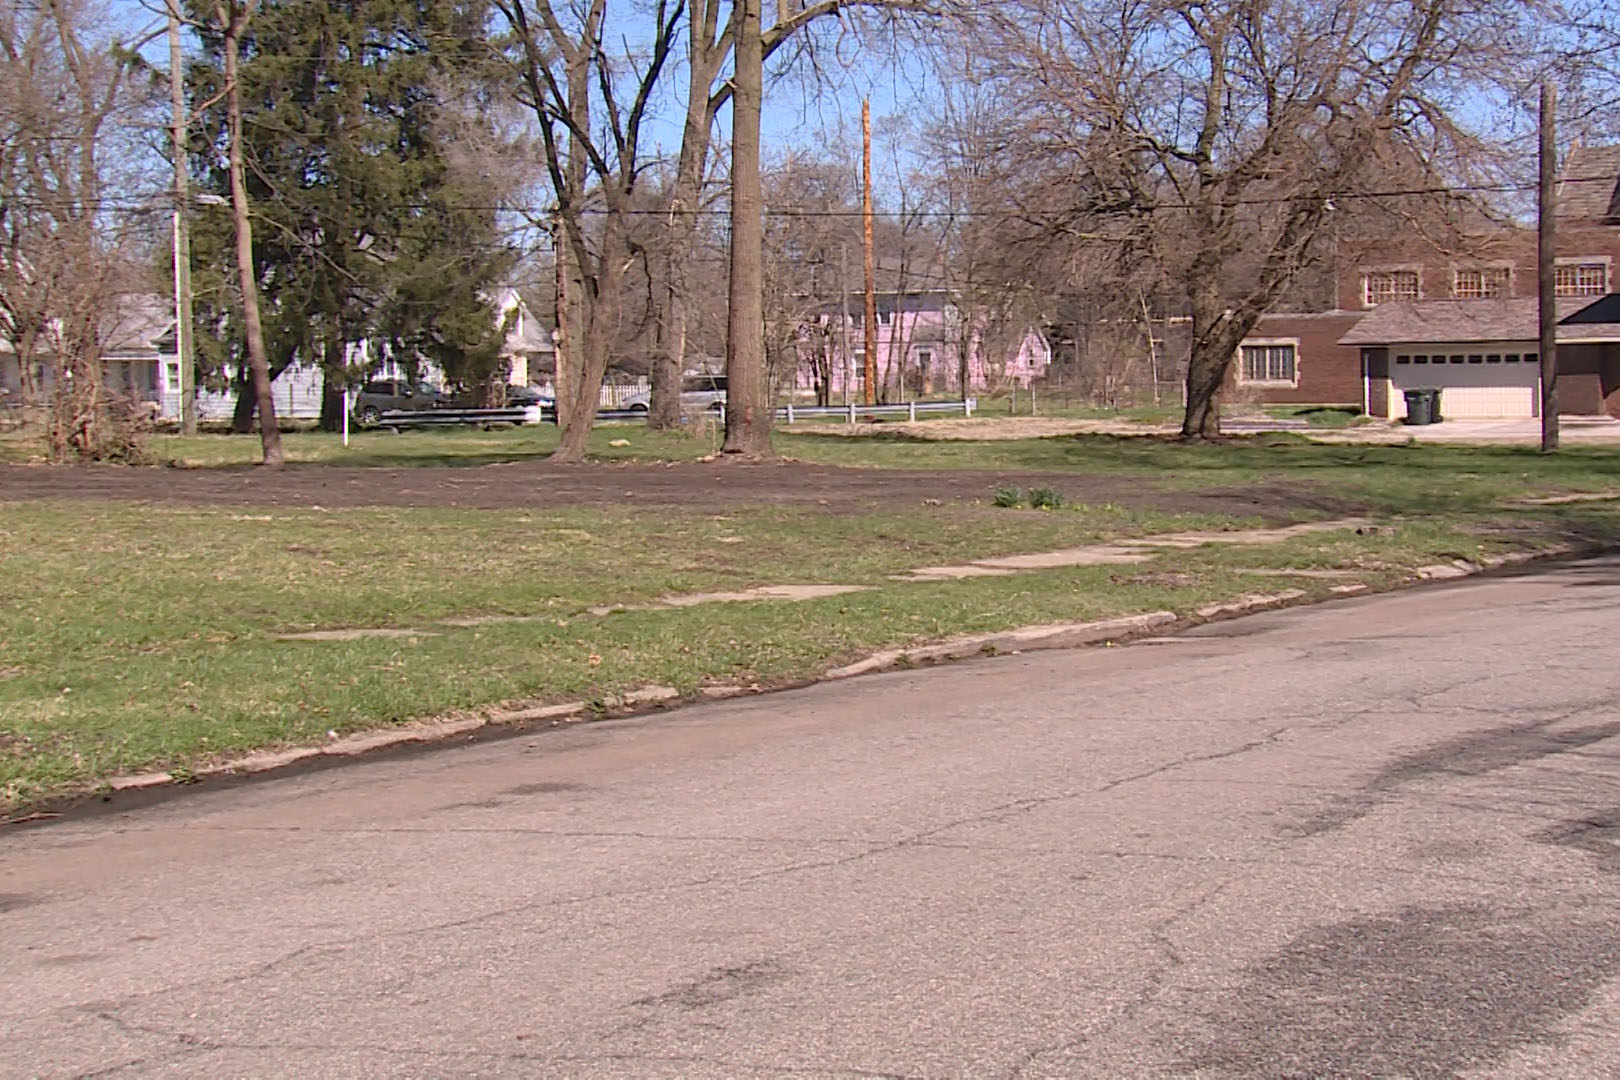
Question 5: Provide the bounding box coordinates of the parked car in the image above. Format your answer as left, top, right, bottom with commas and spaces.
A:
503, 385, 553, 409
352, 379, 445, 426
624, 374, 727, 414
440, 384, 549, 410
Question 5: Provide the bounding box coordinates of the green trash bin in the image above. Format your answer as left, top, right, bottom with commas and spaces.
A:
1426, 388, 1443, 424
1403, 388, 1434, 426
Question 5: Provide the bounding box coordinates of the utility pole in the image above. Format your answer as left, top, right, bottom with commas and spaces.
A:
168, 0, 196, 435
1538, 78, 1559, 452
862, 99, 877, 406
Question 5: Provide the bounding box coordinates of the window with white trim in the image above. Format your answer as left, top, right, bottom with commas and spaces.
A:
1453, 266, 1511, 299
1555, 261, 1609, 297
1240, 343, 1297, 384
1362, 269, 1419, 306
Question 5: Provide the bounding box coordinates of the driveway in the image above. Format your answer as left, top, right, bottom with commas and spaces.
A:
1286, 415, 1620, 444
5, 560, 1620, 1078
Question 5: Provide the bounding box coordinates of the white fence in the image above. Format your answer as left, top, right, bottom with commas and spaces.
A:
776, 400, 976, 423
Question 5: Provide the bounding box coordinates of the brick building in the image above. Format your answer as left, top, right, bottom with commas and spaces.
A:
1235, 145, 1620, 415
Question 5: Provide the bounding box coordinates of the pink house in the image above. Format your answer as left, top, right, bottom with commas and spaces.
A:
794, 291, 1052, 401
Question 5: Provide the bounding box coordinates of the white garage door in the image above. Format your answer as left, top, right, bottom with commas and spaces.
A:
1438, 386, 1536, 418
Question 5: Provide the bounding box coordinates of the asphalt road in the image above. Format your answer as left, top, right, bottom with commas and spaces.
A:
6, 560, 1620, 1079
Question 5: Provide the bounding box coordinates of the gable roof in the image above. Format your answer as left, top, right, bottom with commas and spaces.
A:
1557, 145, 1620, 224
1558, 293, 1620, 343
103, 295, 177, 355
1560, 293, 1620, 324
1338, 297, 1588, 346
0, 294, 177, 357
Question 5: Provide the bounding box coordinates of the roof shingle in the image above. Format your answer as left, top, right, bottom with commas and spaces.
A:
1557, 145, 1620, 223
1337, 297, 1593, 346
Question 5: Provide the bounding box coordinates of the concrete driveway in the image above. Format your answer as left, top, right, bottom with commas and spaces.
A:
1294, 415, 1620, 444
6, 560, 1620, 1078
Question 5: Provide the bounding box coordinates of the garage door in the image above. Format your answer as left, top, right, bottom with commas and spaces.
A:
1438, 386, 1536, 418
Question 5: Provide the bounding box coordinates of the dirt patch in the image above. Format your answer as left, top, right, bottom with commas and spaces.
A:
278, 628, 436, 642
659, 584, 870, 607
0, 460, 1356, 521
794, 417, 1164, 441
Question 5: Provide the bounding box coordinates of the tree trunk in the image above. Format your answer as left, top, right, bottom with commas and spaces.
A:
1182, 273, 1237, 440
553, 226, 629, 463
648, 285, 684, 430
222, 9, 284, 467
319, 382, 345, 431
230, 363, 255, 433
721, 0, 772, 458
551, 233, 591, 460
318, 329, 345, 432
230, 349, 295, 433
648, 0, 726, 430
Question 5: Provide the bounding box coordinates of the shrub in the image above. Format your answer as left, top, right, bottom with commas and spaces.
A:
1028, 486, 1065, 511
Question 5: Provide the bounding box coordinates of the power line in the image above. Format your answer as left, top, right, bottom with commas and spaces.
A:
7, 174, 1612, 219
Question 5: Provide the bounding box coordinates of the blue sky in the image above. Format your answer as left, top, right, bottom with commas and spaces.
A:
116, 0, 940, 207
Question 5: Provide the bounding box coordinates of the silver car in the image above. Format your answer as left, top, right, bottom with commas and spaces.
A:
625, 374, 727, 413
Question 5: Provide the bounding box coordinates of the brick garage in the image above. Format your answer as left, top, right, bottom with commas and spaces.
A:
1559, 294, 1620, 418
1227, 312, 1367, 408
1341, 295, 1620, 419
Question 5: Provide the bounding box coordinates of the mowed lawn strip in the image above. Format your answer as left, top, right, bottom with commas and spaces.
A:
5, 434, 1620, 811
3, 497, 1253, 806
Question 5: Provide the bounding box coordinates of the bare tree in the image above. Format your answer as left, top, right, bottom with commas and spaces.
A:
211, 0, 284, 464
1552, 0, 1620, 143
653, 0, 954, 455
760, 152, 860, 400
988, 0, 1541, 437
0, 0, 153, 461
496, 0, 681, 463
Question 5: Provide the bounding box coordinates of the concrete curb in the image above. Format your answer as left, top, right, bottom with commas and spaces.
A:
825, 612, 1179, 679
23, 538, 1595, 820
90, 613, 1185, 806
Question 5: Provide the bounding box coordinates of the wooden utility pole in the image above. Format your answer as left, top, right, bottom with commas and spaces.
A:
861, 99, 877, 406
1538, 78, 1559, 452
167, 0, 196, 435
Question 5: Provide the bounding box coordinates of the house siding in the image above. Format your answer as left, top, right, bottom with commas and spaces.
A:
796, 295, 1050, 398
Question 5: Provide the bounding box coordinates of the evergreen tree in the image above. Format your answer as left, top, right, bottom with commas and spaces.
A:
187, 0, 514, 429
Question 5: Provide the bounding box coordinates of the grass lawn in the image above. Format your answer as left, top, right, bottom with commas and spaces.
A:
6, 427, 1620, 813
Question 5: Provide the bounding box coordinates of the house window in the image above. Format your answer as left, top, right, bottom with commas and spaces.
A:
1240, 343, 1297, 384
1453, 267, 1510, 299
915, 349, 933, 368
1555, 262, 1609, 297
1363, 269, 1419, 307
878, 310, 893, 326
